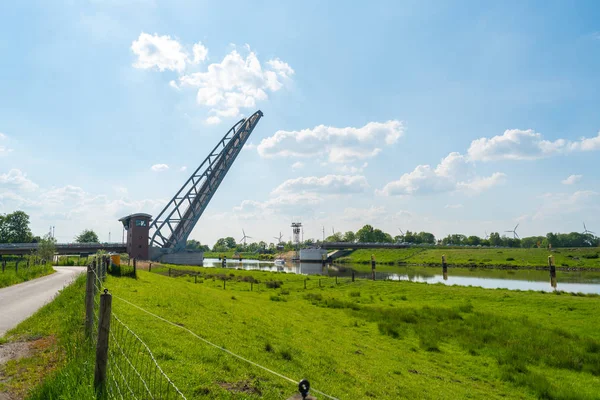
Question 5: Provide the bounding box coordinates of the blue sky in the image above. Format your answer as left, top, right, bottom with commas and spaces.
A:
0, 0, 599, 245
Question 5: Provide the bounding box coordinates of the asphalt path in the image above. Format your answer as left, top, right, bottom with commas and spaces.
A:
0, 267, 85, 337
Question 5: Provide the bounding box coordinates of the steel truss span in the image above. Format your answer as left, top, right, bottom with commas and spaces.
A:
149, 111, 263, 252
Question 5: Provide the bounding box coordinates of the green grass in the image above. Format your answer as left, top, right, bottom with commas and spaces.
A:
338, 247, 600, 269
5, 267, 600, 399
0, 262, 54, 288
0, 275, 95, 399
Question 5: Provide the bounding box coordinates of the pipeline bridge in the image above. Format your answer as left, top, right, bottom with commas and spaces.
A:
0, 243, 126, 256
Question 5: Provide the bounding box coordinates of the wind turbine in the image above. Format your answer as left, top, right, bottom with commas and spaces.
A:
505, 224, 520, 239
484, 231, 489, 240
273, 232, 283, 243
398, 228, 404, 235
240, 229, 252, 245
583, 222, 595, 235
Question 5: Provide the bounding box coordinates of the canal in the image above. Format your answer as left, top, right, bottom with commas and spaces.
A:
202, 258, 600, 294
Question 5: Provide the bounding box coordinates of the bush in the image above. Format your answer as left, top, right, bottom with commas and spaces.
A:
265, 280, 283, 289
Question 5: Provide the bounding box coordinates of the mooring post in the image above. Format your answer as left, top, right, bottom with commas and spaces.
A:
94, 289, 112, 396
85, 266, 95, 338
371, 255, 376, 281
548, 255, 556, 278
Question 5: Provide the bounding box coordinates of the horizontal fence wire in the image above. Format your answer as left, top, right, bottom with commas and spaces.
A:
107, 314, 186, 400
113, 294, 339, 400
88, 259, 186, 399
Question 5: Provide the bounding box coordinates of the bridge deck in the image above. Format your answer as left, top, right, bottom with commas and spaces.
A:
320, 242, 412, 250
0, 243, 127, 256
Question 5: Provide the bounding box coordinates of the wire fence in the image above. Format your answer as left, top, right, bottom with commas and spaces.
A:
87, 257, 186, 400
86, 256, 340, 400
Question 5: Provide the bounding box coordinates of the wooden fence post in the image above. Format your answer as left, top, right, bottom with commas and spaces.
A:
251, 281, 253, 291
335, 276, 338, 285
304, 279, 307, 290
85, 266, 95, 338
352, 271, 355, 282
94, 289, 112, 395
133, 258, 137, 276
548, 255, 556, 278
149, 263, 152, 272
223, 278, 226, 290
371, 255, 376, 281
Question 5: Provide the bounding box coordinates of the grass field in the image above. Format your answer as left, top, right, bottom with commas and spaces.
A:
0, 261, 54, 289
337, 247, 600, 269
2, 266, 600, 399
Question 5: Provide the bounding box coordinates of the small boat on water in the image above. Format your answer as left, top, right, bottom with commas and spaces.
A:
274, 258, 286, 266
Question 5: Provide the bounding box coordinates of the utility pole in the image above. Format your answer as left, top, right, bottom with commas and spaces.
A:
109, 231, 111, 242
322, 226, 325, 242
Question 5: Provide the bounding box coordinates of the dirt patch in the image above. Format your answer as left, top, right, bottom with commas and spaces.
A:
0, 343, 31, 368
0, 336, 58, 400
218, 380, 262, 396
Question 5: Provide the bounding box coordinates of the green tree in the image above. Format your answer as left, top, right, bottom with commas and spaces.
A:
417, 232, 436, 244
356, 225, 374, 243
37, 233, 56, 263
75, 229, 99, 243
1, 211, 33, 243
326, 232, 343, 242
186, 240, 209, 251
488, 232, 502, 246
342, 231, 356, 243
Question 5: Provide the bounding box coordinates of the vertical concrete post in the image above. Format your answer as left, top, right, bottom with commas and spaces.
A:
94, 290, 112, 395
85, 266, 95, 338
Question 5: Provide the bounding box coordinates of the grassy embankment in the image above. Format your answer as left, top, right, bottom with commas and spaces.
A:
3, 265, 600, 399
0, 261, 54, 289
204, 251, 275, 261
337, 247, 600, 269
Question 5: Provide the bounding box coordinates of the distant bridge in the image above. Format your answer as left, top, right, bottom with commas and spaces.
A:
0, 243, 127, 256
320, 242, 413, 250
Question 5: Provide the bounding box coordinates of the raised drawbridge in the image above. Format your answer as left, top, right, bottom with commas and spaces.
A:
120, 110, 263, 264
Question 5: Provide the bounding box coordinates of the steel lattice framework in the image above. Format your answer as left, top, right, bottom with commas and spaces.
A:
149, 110, 263, 252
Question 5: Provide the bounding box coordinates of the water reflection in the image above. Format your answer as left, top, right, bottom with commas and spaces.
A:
201, 259, 600, 294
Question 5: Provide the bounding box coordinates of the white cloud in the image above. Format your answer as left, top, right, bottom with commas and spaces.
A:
561, 174, 582, 185
151, 164, 169, 172
266, 58, 295, 78
336, 162, 368, 174
131, 32, 189, 72
272, 175, 369, 195
0, 169, 39, 191
178, 49, 292, 121
445, 204, 463, 209
180, 166, 187, 172
206, 116, 221, 125
532, 190, 599, 221
0, 133, 13, 155
342, 206, 387, 222
0, 133, 6, 139
231, 192, 323, 220
457, 172, 507, 194
192, 42, 208, 63
377, 153, 504, 196
291, 161, 304, 170
468, 129, 600, 161
257, 120, 404, 163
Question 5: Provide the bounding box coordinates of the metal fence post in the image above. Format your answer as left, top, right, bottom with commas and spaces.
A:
85, 266, 95, 338
95, 289, 112, 395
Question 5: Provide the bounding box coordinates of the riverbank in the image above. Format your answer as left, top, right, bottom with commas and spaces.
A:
4, 267, 599, 399
203, 251, 275, 261
336, 247, 600, 270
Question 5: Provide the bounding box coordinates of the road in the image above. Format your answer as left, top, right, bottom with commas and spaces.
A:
0, 267, 85, 337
